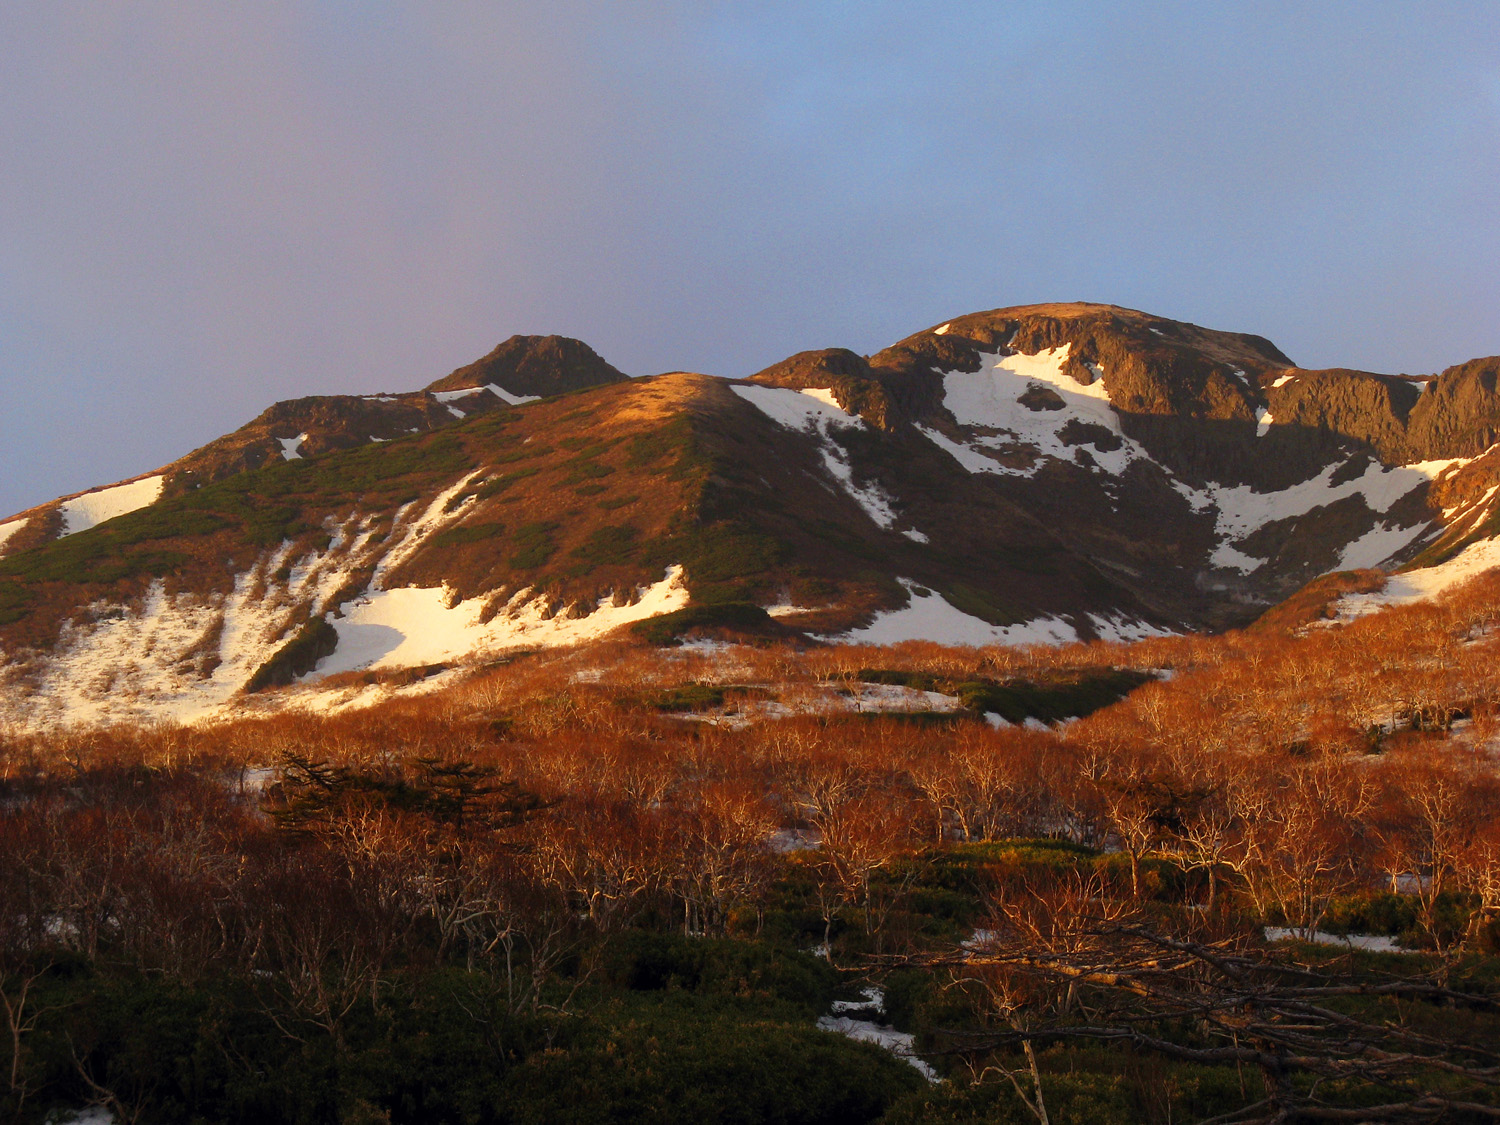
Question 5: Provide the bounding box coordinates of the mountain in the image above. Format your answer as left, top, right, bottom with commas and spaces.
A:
2, 302, 1498, 727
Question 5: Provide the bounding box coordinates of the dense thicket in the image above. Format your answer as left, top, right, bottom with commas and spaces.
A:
6, 569, 1500, 1122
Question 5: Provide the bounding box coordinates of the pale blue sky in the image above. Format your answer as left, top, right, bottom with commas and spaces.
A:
2, 2, 1497, 514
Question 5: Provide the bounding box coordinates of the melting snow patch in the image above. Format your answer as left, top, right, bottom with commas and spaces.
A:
1255, 407, 1273, 437
934, 322, 951, 335
316, 565, 691, 676
0, 518, 27, 550
827, 578, 1078, 647
1086, 613, 1175, 643
278, 433, 308, 461
1264, 927, 1402, 953
902, 528, 929, 543
1271, 373, 1297, 389
48, 1108, 116, 1125
59, 475, 165, 536
799, 387, 843, 410
818, 989, 938, 1081
1335, 521, 1431, 571
732, 384, 898, 529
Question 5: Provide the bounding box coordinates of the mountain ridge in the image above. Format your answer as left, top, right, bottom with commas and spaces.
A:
2, 301, 1499, 727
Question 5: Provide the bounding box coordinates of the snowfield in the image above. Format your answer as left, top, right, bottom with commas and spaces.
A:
920, 346, 1470, 576
925, 344, 1154, 478
58, 475, 165, 536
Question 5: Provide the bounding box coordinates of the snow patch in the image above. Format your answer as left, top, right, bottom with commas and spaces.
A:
1254, 407, 1272, 437
1264, 927, 1402, 953
1335, 521, 1431, 571
732, 384, 898, 529
0, 518, 27, 550
902, 528, 929, 543
1086, 613, 1175, 643
799, 387, 843, 410
59, 475, 165, 536
827, 578, 1078, 647
278, 433, 308, 461
732, 383, 863, 430
1271, 373, 1297, 388
432, 387, 485, 403
933, 322, 951, 335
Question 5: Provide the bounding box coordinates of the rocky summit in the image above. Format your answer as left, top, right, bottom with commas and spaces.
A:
2, 302, 1498, 727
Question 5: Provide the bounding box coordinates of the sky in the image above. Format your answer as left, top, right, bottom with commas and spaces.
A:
2, 2, 1498, 515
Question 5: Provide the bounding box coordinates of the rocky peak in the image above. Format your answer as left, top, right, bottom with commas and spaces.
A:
425, 334, 628, 398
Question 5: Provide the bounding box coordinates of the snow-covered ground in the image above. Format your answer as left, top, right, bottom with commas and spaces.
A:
916, 345, 1469, 576
1181, 456, 1465, 574
48, 1107, 115, 1124
58, 475, 165, 536
0, 468, 692, 728
483, 382, 541, 406
674, 680, 967, 729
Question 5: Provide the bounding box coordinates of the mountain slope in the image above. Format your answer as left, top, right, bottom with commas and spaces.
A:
2, 302, 1499, 727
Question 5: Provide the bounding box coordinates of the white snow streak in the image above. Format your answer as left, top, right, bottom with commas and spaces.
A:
432, 387, 484, 403
0, 518, 27, 551
484, 383, 542, 406
732, 384, 901, 530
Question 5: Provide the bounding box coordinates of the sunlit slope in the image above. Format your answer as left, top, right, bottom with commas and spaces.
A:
4, 302, 1500, 726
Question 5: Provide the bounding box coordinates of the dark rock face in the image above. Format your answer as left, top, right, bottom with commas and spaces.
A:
426, 334, 628, 397
1408, 358, 1500, 460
